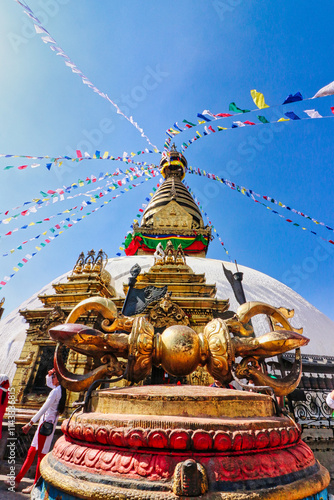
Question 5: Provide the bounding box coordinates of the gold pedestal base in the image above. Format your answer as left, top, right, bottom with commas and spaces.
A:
39, 386, 330, 499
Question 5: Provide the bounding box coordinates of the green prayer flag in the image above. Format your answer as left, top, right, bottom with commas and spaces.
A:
183, 119, 196, 126
258, 115, 269, 124
4, 166, 14, 170
229, 102, 250, 113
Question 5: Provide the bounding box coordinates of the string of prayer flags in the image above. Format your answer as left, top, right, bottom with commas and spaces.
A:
0, 173, 160, 289
0, 164, 158, 221
13, 0, 157, 150
250, 90, 269, 109
187, 166, 334, 245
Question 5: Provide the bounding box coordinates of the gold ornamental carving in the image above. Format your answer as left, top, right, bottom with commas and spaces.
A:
153, 200, 192, 229
204, 318, 235, 382
127, 316, 155, 383
148, 292, 190, 329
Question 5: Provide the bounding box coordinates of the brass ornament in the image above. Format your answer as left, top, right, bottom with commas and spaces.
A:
50, 297, 309, 396
127, 316, 155, 383
148, 292, 190, 328
204, 318, 235, 383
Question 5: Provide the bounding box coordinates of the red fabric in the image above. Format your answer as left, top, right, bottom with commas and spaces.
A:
16, 446, 37, 483
127, 239, 207, 255
16, 429, 47, 485
124, 236, 142, 256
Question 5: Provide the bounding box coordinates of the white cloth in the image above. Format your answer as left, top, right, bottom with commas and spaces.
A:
31, 385, 62, 454
45, 374, 54, 389
326, 393, 334, 409
313, 80, 334, 98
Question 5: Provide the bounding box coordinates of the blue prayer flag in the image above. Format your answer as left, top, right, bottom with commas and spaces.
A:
284, 111, 300, 120
282, 92, 303, 105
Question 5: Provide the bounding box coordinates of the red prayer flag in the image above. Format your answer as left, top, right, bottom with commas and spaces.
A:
244, 121, 255, 125
76, 150, 83, 158
18, 165, 28, 170
215, 113, 232, 117
208, 125, 216, 133
331, 107, 334, 115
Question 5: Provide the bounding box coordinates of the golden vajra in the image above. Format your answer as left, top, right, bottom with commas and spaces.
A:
50, 296, 308, 396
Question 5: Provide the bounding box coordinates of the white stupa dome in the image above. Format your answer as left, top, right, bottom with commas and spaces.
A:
1, 255, 334, 382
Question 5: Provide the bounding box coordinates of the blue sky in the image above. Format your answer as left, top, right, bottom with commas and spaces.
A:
0, 0, 333, 322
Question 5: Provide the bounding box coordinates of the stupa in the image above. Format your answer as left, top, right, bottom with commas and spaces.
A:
1, 148, 331, 498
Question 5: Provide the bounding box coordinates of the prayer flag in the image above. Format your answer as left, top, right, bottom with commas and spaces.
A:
304, 109, 322, 118
284, 111, 300, 120
183, 119, 196, 127
313, 80, 334, 98
331, 107, 334, 115
232, 121, 246, 127
215, 113, 232, 117
250, 89, 269, 109
282, 92, 303, 104
197, 113, 211, 122
229, 102, 250, 113
258, 115, 269, 124
244, 121, 255, 125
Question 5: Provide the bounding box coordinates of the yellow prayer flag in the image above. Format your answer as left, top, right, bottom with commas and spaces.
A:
250, 89, 269, 109
35, 246, 41, 251
278, 118, 289, 122
28, 222, 35, 226
103, 151, 109, 159
198, 120, 205, 124
13, 267, 19, 272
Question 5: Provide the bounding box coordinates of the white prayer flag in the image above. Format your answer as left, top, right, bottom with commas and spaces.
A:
313, 80, 334, 98
304, 109, 322, 119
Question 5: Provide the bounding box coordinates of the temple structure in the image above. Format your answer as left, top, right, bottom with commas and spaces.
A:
0, 148, 333, 495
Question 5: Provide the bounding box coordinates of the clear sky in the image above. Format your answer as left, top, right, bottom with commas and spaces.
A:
0, 0, 333, 322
